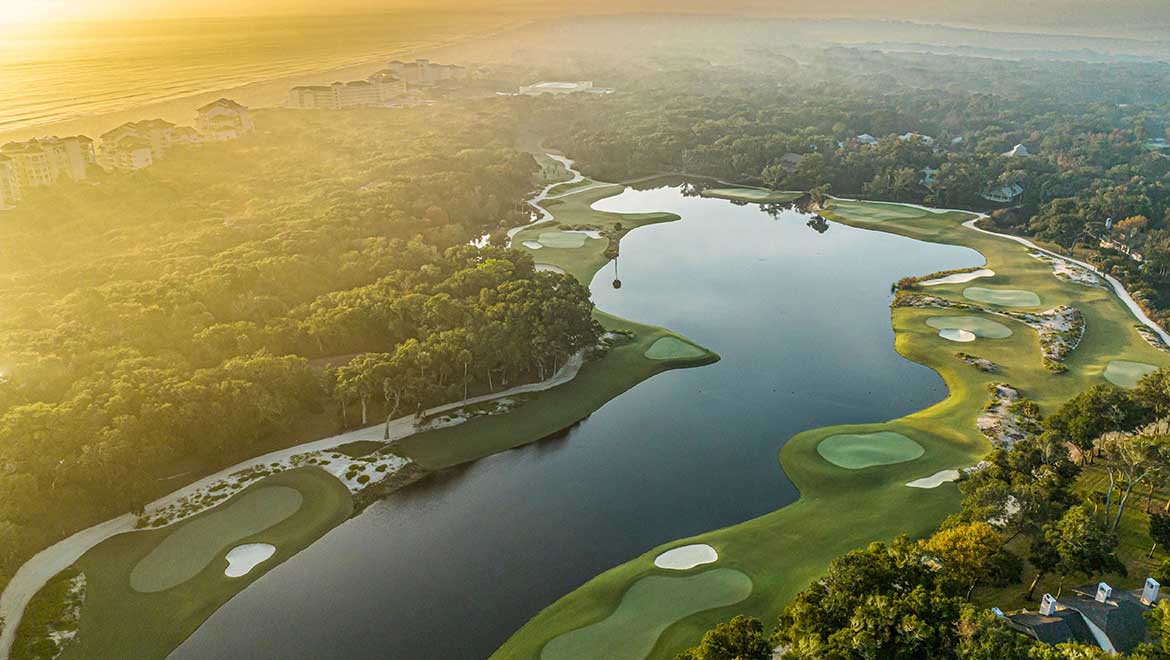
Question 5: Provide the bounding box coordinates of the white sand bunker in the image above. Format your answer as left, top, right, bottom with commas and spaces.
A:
921, 268, 994, 286
654, 544, 718, 570
522, 240, 543, 250
938, 328, 976, 342
906, 470, 960, 489
535, 263, 566, 274
224, 543, 276, 578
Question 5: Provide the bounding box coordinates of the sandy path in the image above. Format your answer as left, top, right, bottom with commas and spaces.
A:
0, 353, 584, 659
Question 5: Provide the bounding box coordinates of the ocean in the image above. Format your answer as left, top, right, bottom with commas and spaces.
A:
0, 12, 519, 141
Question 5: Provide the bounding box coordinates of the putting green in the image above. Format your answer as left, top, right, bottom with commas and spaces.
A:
540, 569, 752, 660
825, 199, 930, 222
925, 316, 1013, 339
129, 486, 303, 593
537, 231, 588, 249
962, 286, 1041, 307
816, 432, 925, 470
700, 188, 801, 204
644, 337, 707, 360
1104, 360, 1159, 388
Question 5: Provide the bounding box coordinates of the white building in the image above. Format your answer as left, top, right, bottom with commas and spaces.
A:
386, 59, 467, 86
981, 183, 1025, 203
899, 132, 936, 146
289, 75, 405, 109
855, 133, 879, 145
518, 81, 613, 96
196, 98, 254, 141
0, 135, 96, 202
1003, 144, 1031, 157
99, 119, 199, 170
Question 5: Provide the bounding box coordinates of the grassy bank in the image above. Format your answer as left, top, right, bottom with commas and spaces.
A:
491, 196, 1170, 660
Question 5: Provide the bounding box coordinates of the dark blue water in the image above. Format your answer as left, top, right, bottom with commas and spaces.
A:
171, 187, 982, 660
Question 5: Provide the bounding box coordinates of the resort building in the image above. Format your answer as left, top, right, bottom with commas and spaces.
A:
289, 75, 405, 109
855, 133, 879, 145
1003, 143, 1031, 157
981, 182, 1025, 204
386, 59, 467, 86
99, 119, 200, 170
899, 132, 936, 146
1003, 581, 1159, 654
0, 135, 96, 201
518, 81, 614, 96
196, 98, 254, 141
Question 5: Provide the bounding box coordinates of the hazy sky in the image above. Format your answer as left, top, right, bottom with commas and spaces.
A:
7, 0, 1170, 36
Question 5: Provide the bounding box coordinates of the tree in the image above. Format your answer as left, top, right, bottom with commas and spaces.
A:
923, 522, 1007, 599
676, 615, 771, 660
1149, 512, 1170, 558
1040, 505, 1125, 597
1096, 426, 1168, 530
1044, 384, 1149, 463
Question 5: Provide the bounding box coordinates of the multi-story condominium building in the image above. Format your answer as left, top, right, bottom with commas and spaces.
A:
196, 98, 254, 140
0, 135, 96, 202
99, 119, 200, 170
386, 59, 467, 86
289, 75, 406, 109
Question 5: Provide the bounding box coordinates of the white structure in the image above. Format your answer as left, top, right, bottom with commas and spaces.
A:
0, 135, 96, 203
1039, 593, 1057, 615
99, 119, 199, 170
855, 133, 879, 145
196, 98, 254, 141
1142, 578, 1160, 605
290, 74, 405, 109
899, 132, 935, 146
981, 183, 1025, 204
519, 81, 613, 96
1003, 143, 1031, 157
386, 59, 467, 86
1095, 582, 1113, 603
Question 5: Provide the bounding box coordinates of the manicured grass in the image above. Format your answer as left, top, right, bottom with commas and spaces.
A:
816, 432, 925, 470
823, 198, 936, 222
644, 337, 707, 361
548, 178, 595, 196
1104, 360, 1159, 388
962, 286, 1042, 307
130, 486, 303, 593
491, 192, 1170, 660
537, 231, 589, 249
540, 569, 753, 660
926, 315, 1014, 339
50, 468, 352, 660
700, 188, 802, 204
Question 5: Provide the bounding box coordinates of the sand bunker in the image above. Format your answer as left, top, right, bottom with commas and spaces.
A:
224, 543, 276, 578
1104, 360, 1159, 388
906, 470, 960, 489
817, 431, 925, 470
962, 287, 1041, 307
130, 486, 302, 593
654, 544, 718, 570
644, 336, 707, 360
921, 269, 995, 286
537, 231, 588, 249
540, 569, 752, 660
927, 316, 1013, 340
522, 240, 543, 250
938, 328, 976, 342
535, 264, 566, 274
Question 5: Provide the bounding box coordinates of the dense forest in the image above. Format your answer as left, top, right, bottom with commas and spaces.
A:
0, 104, 601, 592
525, 50, 1170, 326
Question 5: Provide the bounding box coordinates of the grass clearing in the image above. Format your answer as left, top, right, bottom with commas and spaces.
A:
537, 231, 589, 249
539, 569, 752, 660
823, 199, 935, 222
962, 286, 1042, 307
700, 188, 802, 204
926, 316, 1014, 339
816, 432, 925, 470
644, 337, 707, 361
129, 486, 303, 593
1104, 360, 1159, 388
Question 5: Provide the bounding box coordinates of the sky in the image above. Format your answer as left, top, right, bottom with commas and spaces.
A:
4, 0, 1169, 36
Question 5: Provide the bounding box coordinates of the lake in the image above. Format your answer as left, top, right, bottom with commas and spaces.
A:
170, 184, 982, 659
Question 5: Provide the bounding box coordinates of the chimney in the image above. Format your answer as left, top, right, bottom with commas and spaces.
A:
1040, 593, 1057, 615
1095, 582, 1112, 603
991, 607, 1005, 618
1143, 578, 1161, 606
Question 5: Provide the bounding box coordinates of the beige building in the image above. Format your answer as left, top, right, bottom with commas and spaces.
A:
99, 119, 199, 170
387, 59, 467, 86
196, 98, 254, 141
0, 136, 96, 204
289, 77, 403, 109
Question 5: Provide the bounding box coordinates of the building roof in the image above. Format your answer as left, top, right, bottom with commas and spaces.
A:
292, 85, 334, 92
1059, 585, 1150, 653
197, 98, 248, 113
1005, 609, 1095, 647
1004, 144, 1031, 157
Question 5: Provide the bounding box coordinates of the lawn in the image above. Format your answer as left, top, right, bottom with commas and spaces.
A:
816, 431, 925, 470
490, 193, 1170, 660
963, 286, 1043, 308
699, 188, 803, 204
36, 467, 352, 660
925, 315, 1015, 339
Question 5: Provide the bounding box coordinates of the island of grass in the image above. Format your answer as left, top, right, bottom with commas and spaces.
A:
644, 337, 708, 361
699, 187, 802, 204
492, 192, 1170, 660
816, 432, 925, 470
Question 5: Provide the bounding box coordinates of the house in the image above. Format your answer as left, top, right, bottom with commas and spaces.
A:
855, 133, 879, 145
1146, 138, 1169, 151
519, 81, 614, 96
981, 183, 1024, 204
921, 167, 939, 186
1003, 143, 1031, 157
899, 132, 936, 146
99, 119, 196, 170
1004, 581, 1160, 654
386, 59, 467, 86
196, 98, 253, 141
0, 136, 96, 200
951, 136, 965, 145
